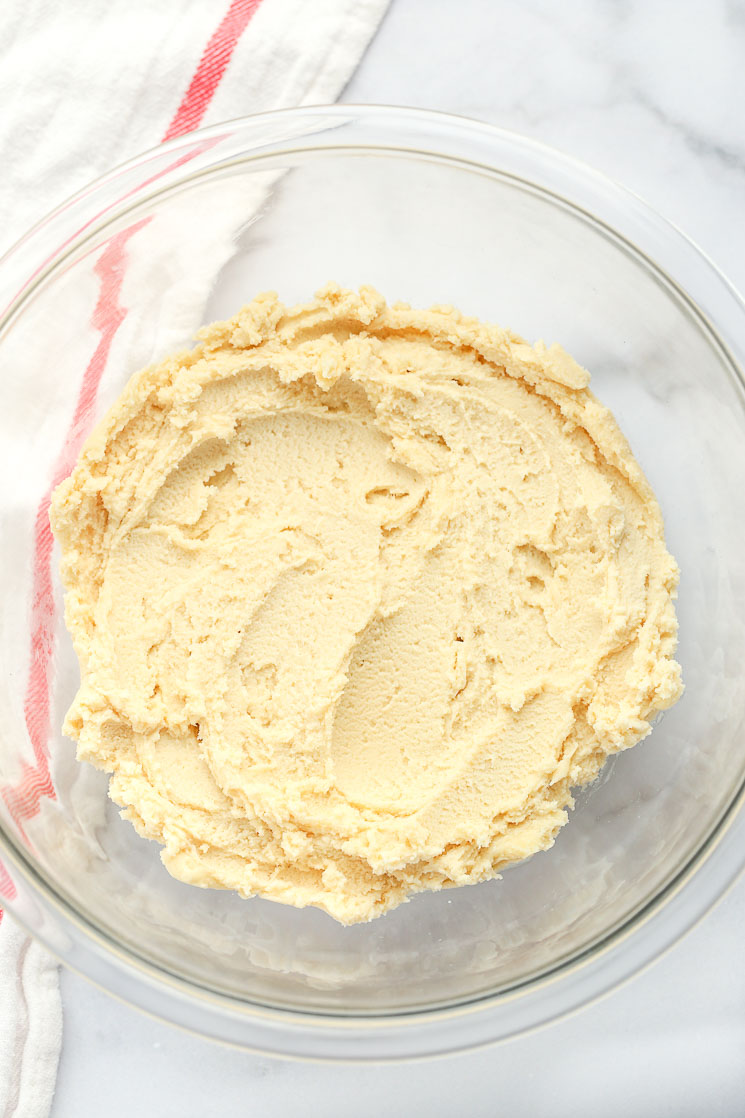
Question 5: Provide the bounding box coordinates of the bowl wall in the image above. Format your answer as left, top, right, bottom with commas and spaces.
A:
1, 107, 744, 1055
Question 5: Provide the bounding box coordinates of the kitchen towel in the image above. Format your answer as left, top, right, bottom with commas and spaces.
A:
0, 919, 62, 1118
0, 0, 390, 1113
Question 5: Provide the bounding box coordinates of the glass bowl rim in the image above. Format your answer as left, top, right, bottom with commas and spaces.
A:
1, 103, 745, 1059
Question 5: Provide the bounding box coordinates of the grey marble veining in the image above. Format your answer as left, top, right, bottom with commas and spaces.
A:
343, 0, 745, 289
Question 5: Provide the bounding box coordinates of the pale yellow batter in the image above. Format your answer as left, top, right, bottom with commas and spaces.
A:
51, 284, 682, 924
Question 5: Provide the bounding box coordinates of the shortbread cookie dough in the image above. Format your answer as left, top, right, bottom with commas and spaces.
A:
51, 285, 682, 924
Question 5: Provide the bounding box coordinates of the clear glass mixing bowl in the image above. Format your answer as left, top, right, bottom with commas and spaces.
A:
1, 106, 745, 1061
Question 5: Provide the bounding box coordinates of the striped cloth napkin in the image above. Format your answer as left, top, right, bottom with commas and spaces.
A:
0, 0, 389, 1113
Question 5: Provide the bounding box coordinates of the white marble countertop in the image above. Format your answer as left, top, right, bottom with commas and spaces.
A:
51, 1, 745, 1114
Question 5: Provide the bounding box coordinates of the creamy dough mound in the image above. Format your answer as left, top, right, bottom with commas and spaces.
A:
51, 284, 683, 924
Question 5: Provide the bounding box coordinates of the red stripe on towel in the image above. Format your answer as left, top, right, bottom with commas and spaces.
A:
163, 0, 264, 140
2, 0, 257, 872
5, 220, 150, 841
